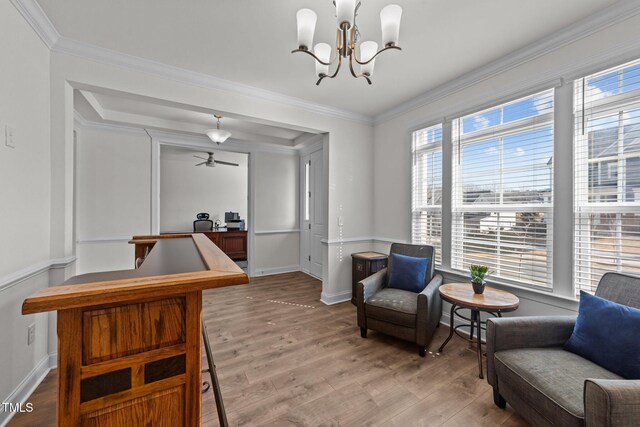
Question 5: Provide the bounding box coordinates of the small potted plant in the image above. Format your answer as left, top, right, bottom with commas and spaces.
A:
469, 265, 492, 294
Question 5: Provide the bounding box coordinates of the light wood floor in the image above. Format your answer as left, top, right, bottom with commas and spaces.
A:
9, 272, 528, 426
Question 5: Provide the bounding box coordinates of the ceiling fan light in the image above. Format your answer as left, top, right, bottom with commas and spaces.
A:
206, 129, 232, 144
380, 4, 402, 47
314, 43, 332, 76
335, 0, 356, 29
359, 41, 378, 76
296, 9, 317, 50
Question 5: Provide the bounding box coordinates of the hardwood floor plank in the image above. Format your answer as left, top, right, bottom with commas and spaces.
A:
8, 272, 528, 427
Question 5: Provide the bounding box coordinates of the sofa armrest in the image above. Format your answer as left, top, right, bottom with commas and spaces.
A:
585, 379, 640, 427
416, 274, 443, 347
486, 316, 577, 387
356, 268, 387, 328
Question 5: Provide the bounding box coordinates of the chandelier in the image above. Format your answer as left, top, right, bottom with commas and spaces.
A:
292, 1, 402, 85
206, 115, 231, 144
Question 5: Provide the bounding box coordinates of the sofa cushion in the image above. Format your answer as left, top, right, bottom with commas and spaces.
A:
387, 253, 429, 293
366, 288, 417, 328
495, 348, 622, 426
565, 291, 640, 379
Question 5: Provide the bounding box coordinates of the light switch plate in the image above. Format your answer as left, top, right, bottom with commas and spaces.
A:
5, 125, 16, 148
28, 323, 36, 345
338, 216, 344, 226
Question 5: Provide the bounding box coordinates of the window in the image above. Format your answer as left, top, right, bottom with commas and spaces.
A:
412, 124, 442, 264
451, 90, 555, 287
574, 59, 640, 293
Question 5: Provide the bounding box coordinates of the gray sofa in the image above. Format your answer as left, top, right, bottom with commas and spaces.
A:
487, 272, 640, 426
356, 243, 443, 357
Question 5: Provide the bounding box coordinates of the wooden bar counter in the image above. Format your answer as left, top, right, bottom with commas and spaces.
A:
22, 234, 248, 426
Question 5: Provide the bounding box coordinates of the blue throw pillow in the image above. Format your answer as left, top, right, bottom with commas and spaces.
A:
564, 291, 640, 379
387, 253, 429, 293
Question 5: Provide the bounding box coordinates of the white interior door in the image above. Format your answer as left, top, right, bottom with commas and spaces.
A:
301, 149, 324, 278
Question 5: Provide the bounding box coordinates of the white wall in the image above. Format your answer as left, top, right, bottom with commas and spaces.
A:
0, 0, 52, 418
160, 149, 248, 232
75, 125, 151, 274
372, 14, 640, 314
48, 48, 374, 300
252, 151, 300, 274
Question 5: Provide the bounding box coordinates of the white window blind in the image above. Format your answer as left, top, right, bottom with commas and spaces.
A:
451, 90, 555, 287
412, 124, 442, 265
574, 58, 640, 294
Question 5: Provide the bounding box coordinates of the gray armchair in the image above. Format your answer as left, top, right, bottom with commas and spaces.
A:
487, 272, 640, 426
356, 243, 443, 357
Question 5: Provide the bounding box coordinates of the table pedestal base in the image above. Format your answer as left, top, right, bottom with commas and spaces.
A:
438, 304, 502, 379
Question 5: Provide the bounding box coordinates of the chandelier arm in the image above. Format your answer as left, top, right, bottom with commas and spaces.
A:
291, 48, 338, 66
352, 45, 401, 65
316, 55, 343, 86
347, 53, 372, 85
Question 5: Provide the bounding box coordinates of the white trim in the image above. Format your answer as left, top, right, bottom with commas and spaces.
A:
252, 265, 300, 277
375, 1, 640, 124
0, 355, 50, 427
10, 0, 59, 49
48, 352, 58, 369
74, 112, 148, 137
295, 134, 324, 155
254, 229, 300, 235
54, 36, 373, 125
0, 257, 76, 293
76, 238, 131, 244
147, 129, 299, 156
320, 237, 374, 246
320, 290, 352, 305
14, 0, 640, 128
372, 236, 409, 246
74, 113, 299, 155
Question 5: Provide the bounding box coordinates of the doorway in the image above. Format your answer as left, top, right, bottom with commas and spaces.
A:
300, 148, 324, 278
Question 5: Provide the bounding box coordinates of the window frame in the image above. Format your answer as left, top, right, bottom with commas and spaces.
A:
450, 90, 555, 288
411, 123, 443, 265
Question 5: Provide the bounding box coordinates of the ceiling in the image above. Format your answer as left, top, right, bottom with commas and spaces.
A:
37, 0, 622, 117
74, 87, 314, 147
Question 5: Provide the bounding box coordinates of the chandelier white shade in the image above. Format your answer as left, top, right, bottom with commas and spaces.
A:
359, 41, 378, 76
292, 1, 402, 85
380, 4, 402, 47
314, 43, 332, 76
296, 9, 317, 50
335, 0, 357, 28
205, 115, 231, 144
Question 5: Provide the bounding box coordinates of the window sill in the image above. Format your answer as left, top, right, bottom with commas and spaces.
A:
435, 267, 580, 312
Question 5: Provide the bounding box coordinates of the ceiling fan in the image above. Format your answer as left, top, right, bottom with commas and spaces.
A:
194, 152, 239, 167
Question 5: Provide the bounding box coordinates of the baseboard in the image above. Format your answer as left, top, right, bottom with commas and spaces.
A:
251, 265, 300, 277
0, 355, 50, 427
48, 352, 57, 369
320, 290, 352, 305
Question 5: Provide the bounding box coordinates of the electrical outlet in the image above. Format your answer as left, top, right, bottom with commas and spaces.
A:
27, 323, 36, 345
5, 125, 16, 148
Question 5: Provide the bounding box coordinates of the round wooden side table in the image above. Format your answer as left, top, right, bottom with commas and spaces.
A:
437, 283, 519, 379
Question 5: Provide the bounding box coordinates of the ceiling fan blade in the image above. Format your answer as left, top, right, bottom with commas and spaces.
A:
214, 160, 239, 166
194, 155, 209, 160
195, 161, 207, 166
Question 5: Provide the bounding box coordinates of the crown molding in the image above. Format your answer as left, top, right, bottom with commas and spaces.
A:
56, 37, 374, 124
374, 0, 640, 125
10, 0, 59, 49
15, 0, 640, 129
146, 129, 299, 156
11, 0, 372, 125
75, 113, 300, 155
74, 111, 149, 137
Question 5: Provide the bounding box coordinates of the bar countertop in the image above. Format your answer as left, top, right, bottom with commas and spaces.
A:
22, 234, 248, 314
